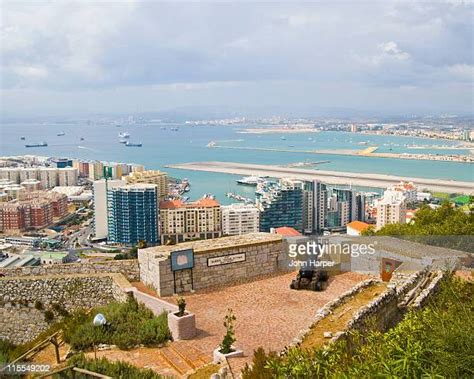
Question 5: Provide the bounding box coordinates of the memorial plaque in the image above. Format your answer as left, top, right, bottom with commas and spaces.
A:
207, 253, 246, 267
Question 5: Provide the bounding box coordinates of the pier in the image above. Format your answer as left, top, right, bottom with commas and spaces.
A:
165, 161, 474, 194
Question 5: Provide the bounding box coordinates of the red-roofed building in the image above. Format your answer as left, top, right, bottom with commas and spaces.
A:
159, 198, 222, 244
347, 221, 371, 236
273, 226, 303, 237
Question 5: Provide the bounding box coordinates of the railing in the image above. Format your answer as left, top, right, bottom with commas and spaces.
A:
3, 330, 62, 368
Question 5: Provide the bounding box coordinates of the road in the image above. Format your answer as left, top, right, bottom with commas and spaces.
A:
166, 161, 474, 194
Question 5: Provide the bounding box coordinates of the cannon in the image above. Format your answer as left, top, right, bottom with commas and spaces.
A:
290, 268, 329, 291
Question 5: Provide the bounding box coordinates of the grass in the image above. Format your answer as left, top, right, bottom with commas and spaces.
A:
299, 282, 386, 350
188, 363, 221, 379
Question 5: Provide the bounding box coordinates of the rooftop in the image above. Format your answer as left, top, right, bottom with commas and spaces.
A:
159, 198, 220, 209
139, 232, 282, 257
274, 226, 302, 237
346, 221, 371, 232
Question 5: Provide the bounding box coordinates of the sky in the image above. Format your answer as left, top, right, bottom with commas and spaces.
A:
1, 1, 473, 118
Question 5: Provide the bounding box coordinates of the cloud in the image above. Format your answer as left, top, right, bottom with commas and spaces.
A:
0, 1, 472, 115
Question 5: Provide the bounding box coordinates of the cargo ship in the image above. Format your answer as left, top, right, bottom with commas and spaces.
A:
25, 141, 48, 148
125, 141, 142, 147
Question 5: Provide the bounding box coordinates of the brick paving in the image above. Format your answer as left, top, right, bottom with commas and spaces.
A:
161, 271, 370, 359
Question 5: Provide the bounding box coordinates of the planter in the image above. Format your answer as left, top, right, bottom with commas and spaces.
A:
213, 346, 244, 363
168, 312, 196, 340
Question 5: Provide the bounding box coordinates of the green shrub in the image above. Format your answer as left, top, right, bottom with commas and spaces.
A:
63, 298, 171, 351
34, 300, 43, 310
44, 310, 55, 323
0, 339, 17, 364
220, 308, 236, 354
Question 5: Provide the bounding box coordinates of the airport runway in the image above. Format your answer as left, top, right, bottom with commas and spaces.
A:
166, 161, 474, 194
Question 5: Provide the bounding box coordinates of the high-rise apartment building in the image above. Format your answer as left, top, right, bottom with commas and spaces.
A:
92, 179, 125, 239
58, 168, 78, 187
376, 190, 407, 230
221, 203, 259, 236
39, 168, 58, 189
256, 180, 303, 232
124, 170, 169, 200
313, 180, 328, 233
107, 184, 159, 245
159, 198, 222, 244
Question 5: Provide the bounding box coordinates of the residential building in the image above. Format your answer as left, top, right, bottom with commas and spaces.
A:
39, 168, 59, 189
159, 198, 222, 244
221, 203, 259, 235
0, 191, 68, 232
92, 179, 125, 239
280, 179, 314, 234
124, 170, 169, 200
389, 181, 417, 204
376, 190, 407, 230
0, 167, 20, 183
20, 179, 41, 192
347, 221, 371, 236
50, 158, 73, 168
313, 180, 328, 233
256, 180, 303, 232
57, 167, 78, 186
107, 184, 159, 245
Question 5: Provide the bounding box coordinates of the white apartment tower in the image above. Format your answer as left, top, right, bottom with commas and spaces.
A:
222, 203, 260, 236
376, 190, 407, 230
92, 179, 125, 239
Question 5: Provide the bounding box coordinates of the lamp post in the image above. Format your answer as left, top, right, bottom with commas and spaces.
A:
92, 313, 107, 360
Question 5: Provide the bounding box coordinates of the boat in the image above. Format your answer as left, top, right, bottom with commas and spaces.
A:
20, 136, 25, 140
125, 141, 142, 147
236, 176, 263, 186
281, 136, 286, 140
119, 139, 127, 144
57, 132, 65, 136
80, 137, 85, 141
171, 127, 179, 131
25, 141, 48, 148
118, 132, 130, 138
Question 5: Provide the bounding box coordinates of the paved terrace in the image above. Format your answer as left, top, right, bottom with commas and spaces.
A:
166, 161, 474, 194
157, 271, 370, 359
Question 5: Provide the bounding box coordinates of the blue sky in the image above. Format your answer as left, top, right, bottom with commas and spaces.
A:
1, 1, 473, 117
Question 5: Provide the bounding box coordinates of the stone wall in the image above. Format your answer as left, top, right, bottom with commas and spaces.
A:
0, 273, 131, 345
0, 273, 130, 311
0, 306, 48, 345
285, 269, 437, 353
0, 259, 140, 281
139, 233, 283, 296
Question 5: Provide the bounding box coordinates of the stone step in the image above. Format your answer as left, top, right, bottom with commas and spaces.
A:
171, 342, 211, 369
160, 346, 194, 376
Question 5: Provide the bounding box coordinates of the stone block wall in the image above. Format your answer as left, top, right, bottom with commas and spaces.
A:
0, 306, 48, 345
0, 273, 131, 345
0, 273, 130, 311
139, 233, 283, 296
0, 259, 140, 282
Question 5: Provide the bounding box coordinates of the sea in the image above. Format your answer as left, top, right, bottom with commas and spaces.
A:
1, 122, 472, 204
